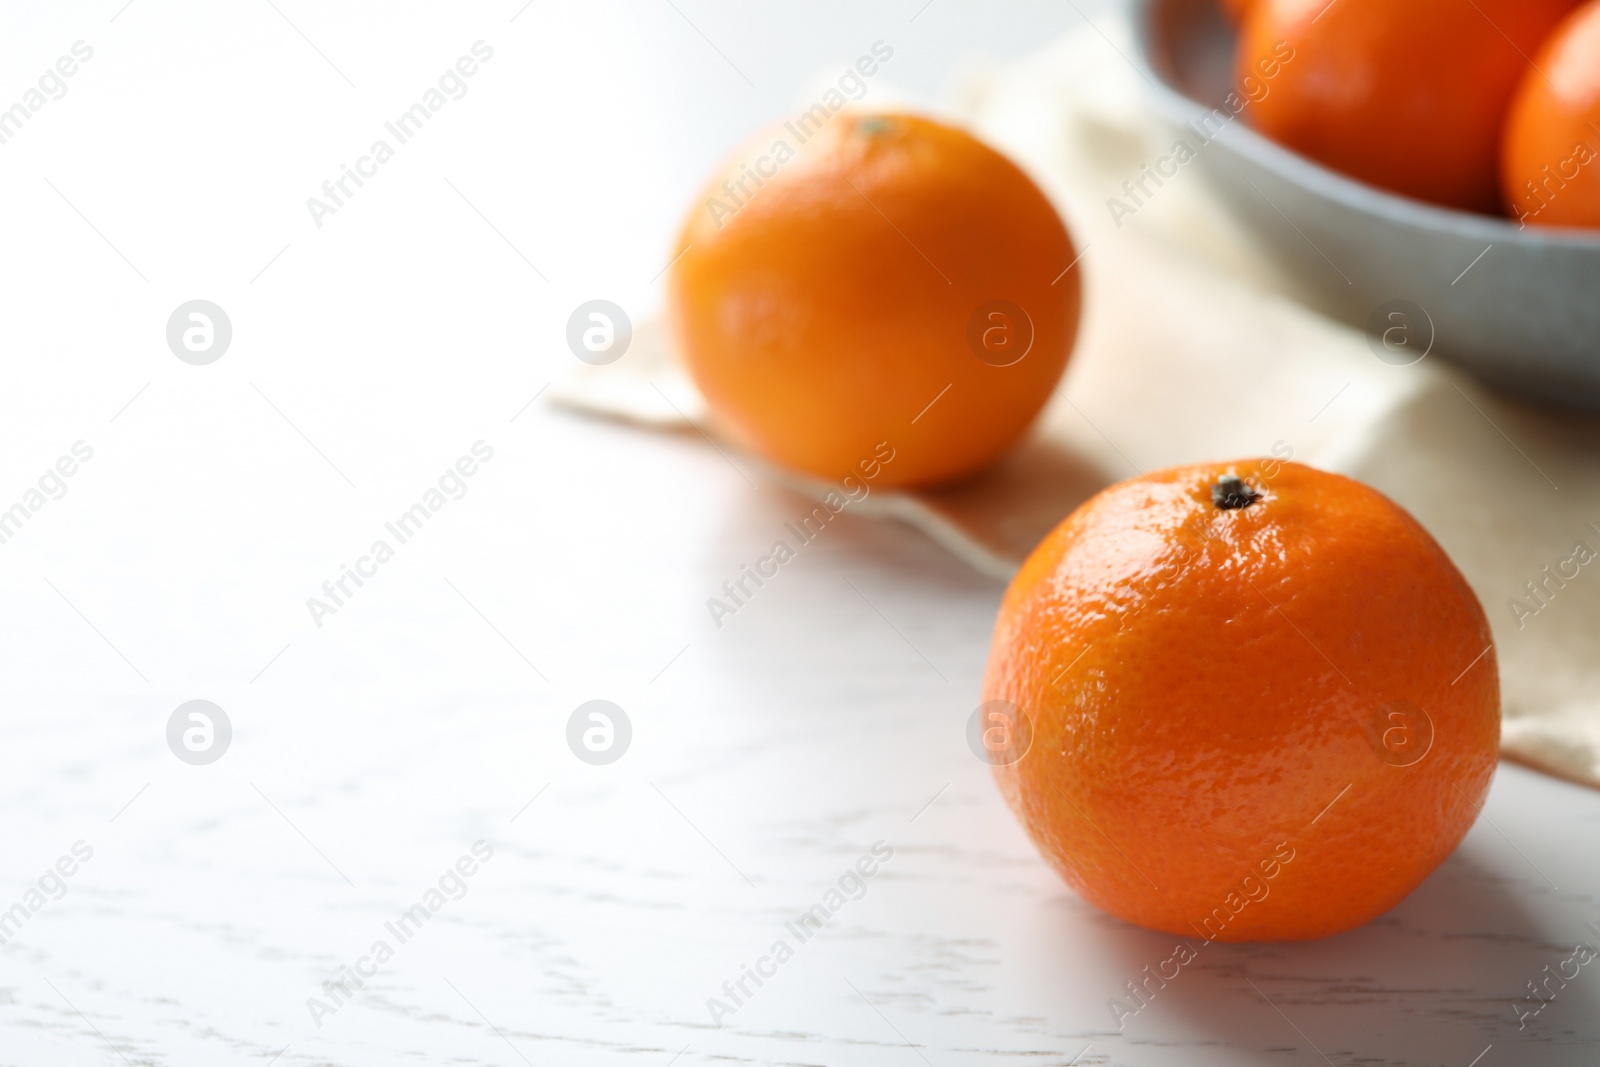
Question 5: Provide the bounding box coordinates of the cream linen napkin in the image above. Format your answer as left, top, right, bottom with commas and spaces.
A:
551, 16, 1600, 789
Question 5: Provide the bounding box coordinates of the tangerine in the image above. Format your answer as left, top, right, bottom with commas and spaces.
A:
1239, 0, 1580, 213
668, 112, 1080, 490
982, 460, 1499, 941
1502, 0, 1600, 228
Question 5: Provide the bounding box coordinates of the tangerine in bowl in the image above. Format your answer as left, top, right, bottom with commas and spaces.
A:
1131, 0, 1600, 408
1502, 0, 1600, 228
1237, 0, 1580, 213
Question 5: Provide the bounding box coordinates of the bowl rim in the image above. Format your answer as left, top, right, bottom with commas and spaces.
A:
1126, 0, 1600, 251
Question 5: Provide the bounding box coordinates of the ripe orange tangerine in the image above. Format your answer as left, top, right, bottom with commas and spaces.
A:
1239, 0, 1580, 213
982, 460, 1499, 941
1502, 0, 1600, 228
669, 112, 1081, 490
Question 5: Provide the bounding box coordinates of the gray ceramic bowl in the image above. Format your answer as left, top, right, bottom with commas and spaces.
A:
1130, 0, 1600, 408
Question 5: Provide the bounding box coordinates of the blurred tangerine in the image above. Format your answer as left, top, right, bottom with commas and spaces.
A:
1239, 0, 1580, 213
1502, 0, 1600, 227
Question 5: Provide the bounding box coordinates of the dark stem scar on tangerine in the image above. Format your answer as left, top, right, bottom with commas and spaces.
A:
1212, 475, 1261, 510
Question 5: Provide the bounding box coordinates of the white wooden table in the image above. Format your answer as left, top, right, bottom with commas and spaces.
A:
2, 2, 1598, 1064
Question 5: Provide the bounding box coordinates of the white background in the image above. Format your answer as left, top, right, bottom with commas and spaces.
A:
1, 1, 1597, 1065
